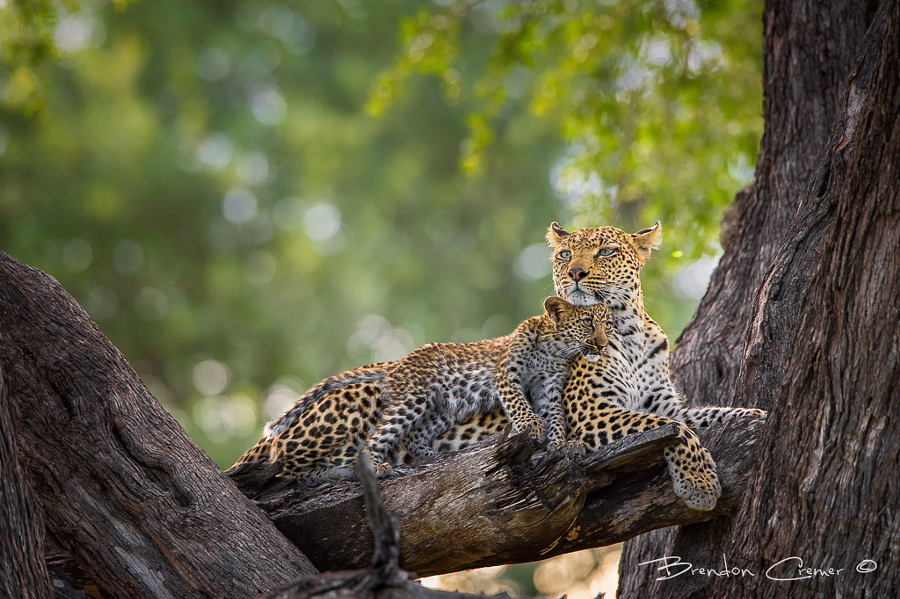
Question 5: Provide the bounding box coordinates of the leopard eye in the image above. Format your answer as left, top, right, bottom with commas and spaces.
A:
558, 249, 572, 260
597, 248, 615, 257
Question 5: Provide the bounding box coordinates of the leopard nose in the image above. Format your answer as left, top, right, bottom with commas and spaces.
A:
568, 267, 588, 281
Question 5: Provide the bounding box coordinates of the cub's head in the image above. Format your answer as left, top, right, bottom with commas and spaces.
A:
546, 222, 662, 308
543, 296, 610, 363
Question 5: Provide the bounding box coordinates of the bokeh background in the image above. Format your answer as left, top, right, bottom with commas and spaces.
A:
0, 1, 762, 596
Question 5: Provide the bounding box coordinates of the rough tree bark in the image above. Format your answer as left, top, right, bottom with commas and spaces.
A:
0, 253, 317, 598
231, 417, 763, 578
619, 1, 899, 597
0, 365, 52, 599
258, 451, 523, 599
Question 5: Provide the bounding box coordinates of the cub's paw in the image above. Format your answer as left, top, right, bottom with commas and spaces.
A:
370, 457, 397, 478
514, 416, 547, 443
409, 445, 438, 459
548, 438, 587, 456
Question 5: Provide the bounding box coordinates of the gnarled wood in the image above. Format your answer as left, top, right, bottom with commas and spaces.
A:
0, 364, 52, 599
705, 3, 900, 597
619, 1, 900, 597
261, 451, 523, 599
233, 416, 764, 578
0, 252, 317, 598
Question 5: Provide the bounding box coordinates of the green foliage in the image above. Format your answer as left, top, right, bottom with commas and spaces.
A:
0, 0, 131, 109
372, 0, 763, 258
0, 0, 563, 467
0, 0, 760, 473
0, 0, 58, 109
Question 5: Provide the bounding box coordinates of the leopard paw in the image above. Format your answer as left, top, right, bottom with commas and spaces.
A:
664, 438, 722, 511
371, 457, 397, 477
514, 416, 547, 443
548, 438, 587, 456
413, 446, 439, 458
672, 471, 721, 511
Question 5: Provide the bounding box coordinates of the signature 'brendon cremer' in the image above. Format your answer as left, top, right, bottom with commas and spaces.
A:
639, 555, 878, 582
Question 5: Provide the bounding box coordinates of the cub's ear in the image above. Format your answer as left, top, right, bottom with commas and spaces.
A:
546, 221, 570, 248
543, 296, 572, 324
632, 221, 662, 262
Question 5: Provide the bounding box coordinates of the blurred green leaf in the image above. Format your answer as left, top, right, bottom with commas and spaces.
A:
371, 0, 763, 259
0, 0, 760, 473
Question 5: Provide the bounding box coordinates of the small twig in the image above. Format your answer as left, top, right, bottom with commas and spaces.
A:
356, 449, 404, 583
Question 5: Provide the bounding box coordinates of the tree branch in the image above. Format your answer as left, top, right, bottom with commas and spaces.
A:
234, 416, 765, 578
0, 251, 317, 598
259, 448, 524, 599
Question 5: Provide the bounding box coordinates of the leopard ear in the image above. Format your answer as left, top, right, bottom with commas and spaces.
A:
543, 296, 572, 324
546, 221, 570, 248
632, 221, 662, 262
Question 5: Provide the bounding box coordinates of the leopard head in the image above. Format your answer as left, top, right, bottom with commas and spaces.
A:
543, 296, 610, 362
546, 221, 662, 309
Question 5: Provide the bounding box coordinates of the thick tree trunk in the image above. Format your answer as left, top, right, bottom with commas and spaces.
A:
618, 1, 899, 597
0, 252, 317, 598
670, 0, 880, 405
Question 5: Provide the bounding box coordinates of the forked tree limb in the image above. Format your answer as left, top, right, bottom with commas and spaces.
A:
236, 415, 764, 578
0, 251, 317, 598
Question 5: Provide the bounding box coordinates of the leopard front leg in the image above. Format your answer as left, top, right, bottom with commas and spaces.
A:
494, 359, 546, 443
532, 372, 585, 455
542, 401, 586, 455
635, 380, 766, 430
570, 405, 721, 511
664, 427, 721, 511
366, 391, 428, 476
631, 360, 766, 429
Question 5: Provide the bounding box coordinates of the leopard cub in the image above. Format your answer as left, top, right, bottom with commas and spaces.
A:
232, 297, 610, 479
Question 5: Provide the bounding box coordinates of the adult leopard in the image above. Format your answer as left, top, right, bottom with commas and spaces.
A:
231, 221, 764, 510
434, 222, 765, 510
